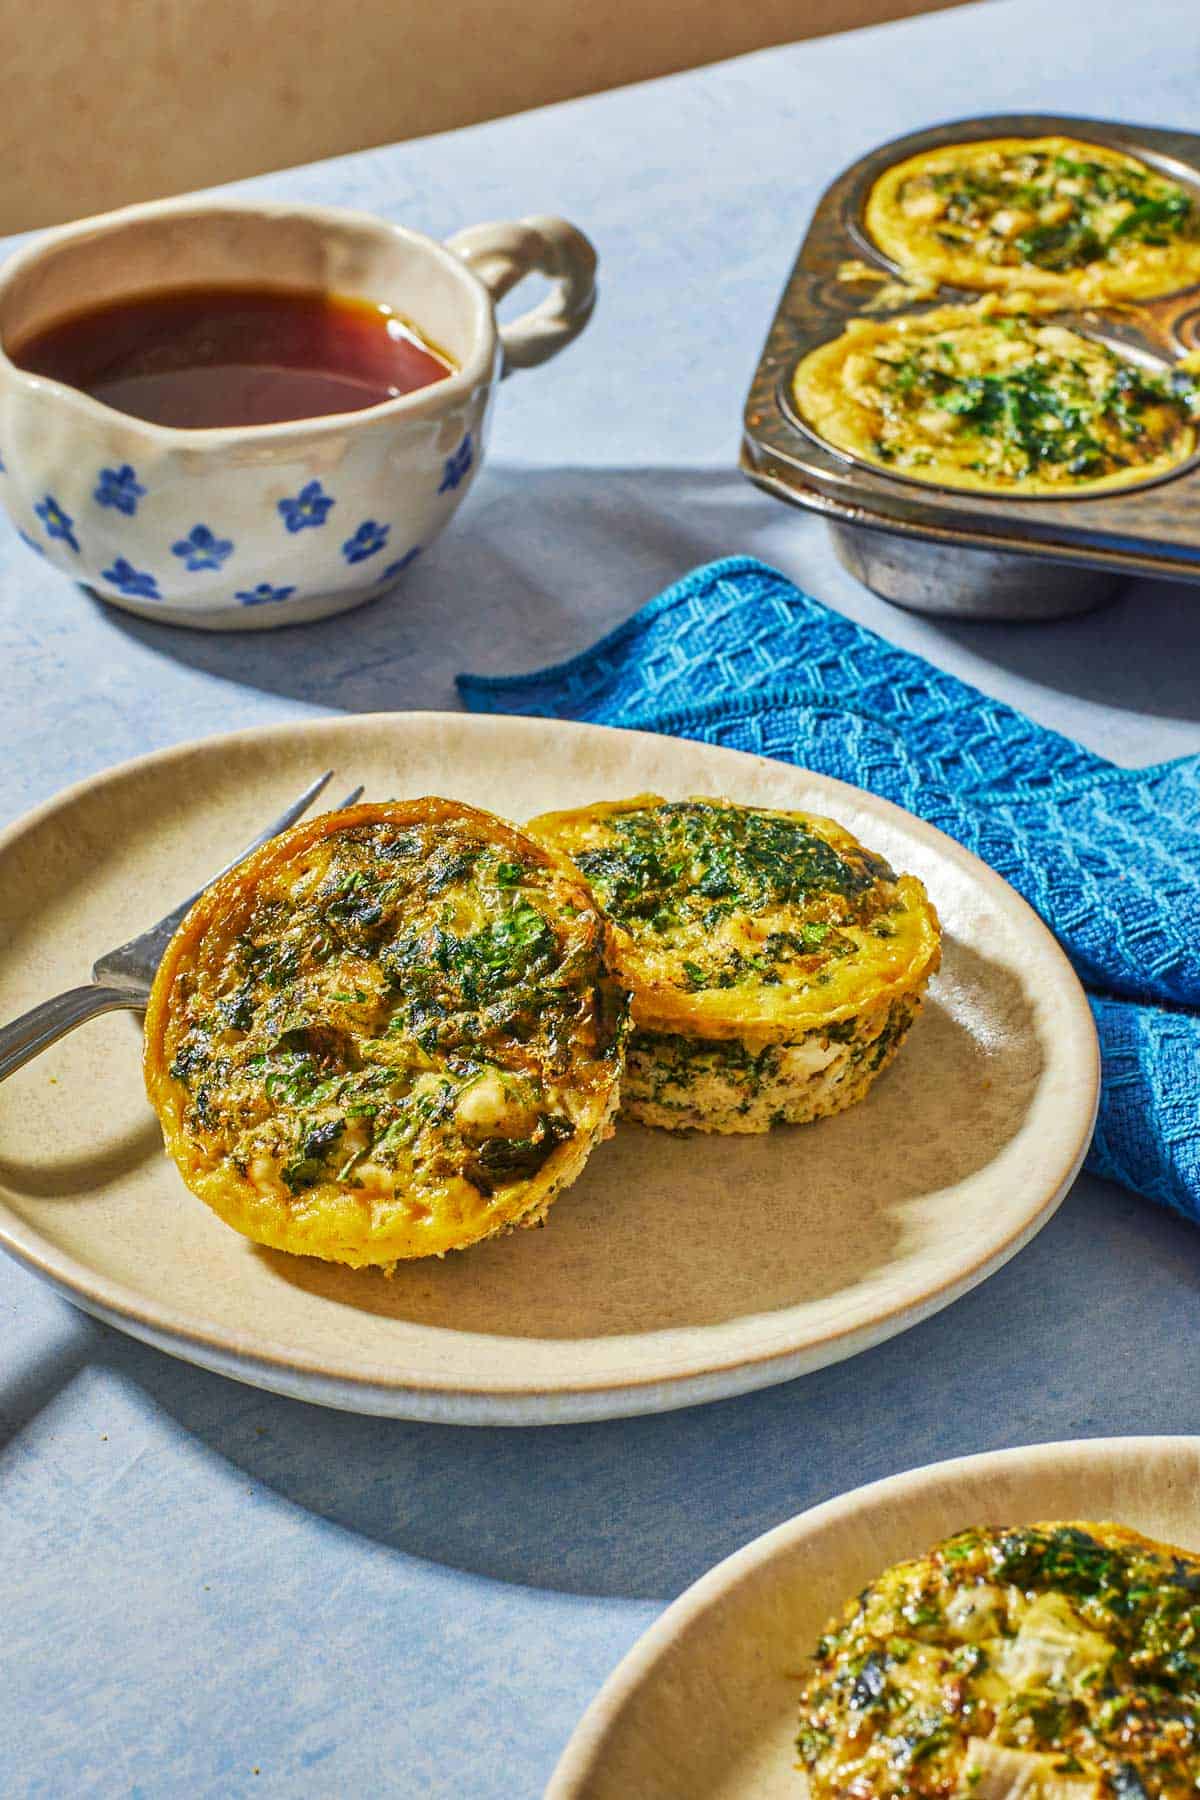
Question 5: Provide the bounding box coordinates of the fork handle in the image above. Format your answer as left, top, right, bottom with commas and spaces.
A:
0, 986, 145, 1083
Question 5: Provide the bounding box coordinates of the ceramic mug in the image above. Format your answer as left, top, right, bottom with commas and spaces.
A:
0, 199, 597, 629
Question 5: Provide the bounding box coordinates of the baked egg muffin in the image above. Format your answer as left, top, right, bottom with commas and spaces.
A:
865, 135, 1200, 302
795, 1521, 1200, 1798
527, 795, 940, 1134
144, 799, 628, 1266
792, 304, 1197, 495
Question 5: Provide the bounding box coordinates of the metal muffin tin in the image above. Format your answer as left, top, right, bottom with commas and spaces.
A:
740, 112, 1200, 619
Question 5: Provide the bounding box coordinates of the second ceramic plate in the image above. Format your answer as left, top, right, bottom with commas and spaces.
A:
549, 1436, 1200, 1797
0, 712, 1098, 1422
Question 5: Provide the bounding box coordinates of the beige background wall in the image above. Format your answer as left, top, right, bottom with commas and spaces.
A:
1, 0, 964, 233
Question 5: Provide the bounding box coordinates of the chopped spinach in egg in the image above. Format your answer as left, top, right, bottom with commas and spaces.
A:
145, 800, 628, 1265
529, 795, 940, 1134
794, 306, 1197, 495
866, 135, 1200, 302
796, 1522, 1200, 1798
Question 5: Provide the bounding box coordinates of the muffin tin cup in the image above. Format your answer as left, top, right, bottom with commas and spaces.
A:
826, 520, 1125, 621
741, 112, 1200, 619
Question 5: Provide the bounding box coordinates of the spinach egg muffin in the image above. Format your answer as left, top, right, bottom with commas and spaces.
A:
795, 1521, 1200, 1799
866, 135, 1200, 302
527, 795, 940, 1134
792, 305, 1197, 495
144, 799, 628, 1266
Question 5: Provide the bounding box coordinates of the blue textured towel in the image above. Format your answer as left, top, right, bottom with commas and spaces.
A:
459, 555, 1200, 1225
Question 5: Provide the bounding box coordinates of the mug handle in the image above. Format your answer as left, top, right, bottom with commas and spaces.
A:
444, 215, 597, 376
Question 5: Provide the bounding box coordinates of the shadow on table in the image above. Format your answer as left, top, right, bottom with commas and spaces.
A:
10, 1175, 1195, 1606
924, 572, 1200, 724
98, 460, 1200, 729
99, 464, 771, 715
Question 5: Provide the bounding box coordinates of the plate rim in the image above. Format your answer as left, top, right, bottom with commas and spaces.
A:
0, 710, 1100, 1423
547, 1433, 1200, 1796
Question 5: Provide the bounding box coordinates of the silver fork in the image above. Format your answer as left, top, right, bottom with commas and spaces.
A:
0, 770, 364, 1083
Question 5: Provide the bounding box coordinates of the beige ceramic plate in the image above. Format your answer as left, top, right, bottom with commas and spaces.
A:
549, 1436, 1200, 1797
0, 713, 1098, 1424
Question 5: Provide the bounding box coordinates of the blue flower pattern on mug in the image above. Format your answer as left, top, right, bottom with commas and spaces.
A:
438, 434, 473, 493
94, 464, 146, 516
342, 520, 390, 564
102, 557, 160, 600
381, 547, 421, 581
236, 583, 297, 607
172, 524, 234, 571
278, 480, 335, 533
35, 494, 79, 552
19, 475, 448, 601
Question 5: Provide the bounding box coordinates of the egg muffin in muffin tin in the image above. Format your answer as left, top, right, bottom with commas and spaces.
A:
527, 795, 941, 1134
792, 303, 1197, 496
795, 1520, 1200, 1798
866, 134, 1200, 303
144, 799, 628, 1266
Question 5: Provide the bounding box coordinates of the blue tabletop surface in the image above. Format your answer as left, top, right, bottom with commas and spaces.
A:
4, 3, 1200, 1794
